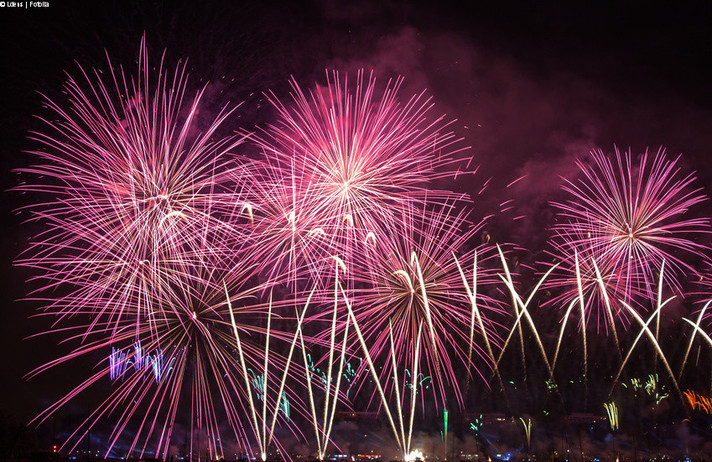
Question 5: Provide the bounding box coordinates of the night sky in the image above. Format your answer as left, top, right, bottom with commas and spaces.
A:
2, 0, 712, 455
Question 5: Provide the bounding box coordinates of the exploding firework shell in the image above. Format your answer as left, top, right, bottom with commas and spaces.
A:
15, 38, 251, 336
251, 70, 469, 242
545, 147, 710, 328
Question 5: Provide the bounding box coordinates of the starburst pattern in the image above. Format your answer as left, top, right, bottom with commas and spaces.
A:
545, 147, 710, 327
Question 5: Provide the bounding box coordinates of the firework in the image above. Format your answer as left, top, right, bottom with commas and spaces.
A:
15, 37, 250, 337
28, 252, 307, 460
251, 70, 469, 247
519, 417, 532, 450
684, 389, 712, 414
682, 316, 712, 353
495, 250, 557, 383
341, 284, 423, 461
226, 284, 313, 461
545, 147, 710, 329
22, 32, 712, 462
297, 283, 352, 461
109, 341, 172, 383
344, 204, 503, 408
604, 402, 619, 431
237, 157, 338, 289
610, 267, 681, 400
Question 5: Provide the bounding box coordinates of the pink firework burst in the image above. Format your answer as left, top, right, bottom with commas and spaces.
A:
545, 147, 710, 328
251, 70, 468, 243
15, 38, 249, 334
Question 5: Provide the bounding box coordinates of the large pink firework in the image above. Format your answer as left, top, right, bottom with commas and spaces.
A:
545, 147, 710, 328
251, 70, 468, 247
15, 38, 250, 335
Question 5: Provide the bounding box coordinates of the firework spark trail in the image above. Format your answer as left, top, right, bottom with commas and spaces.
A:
519, 417, 532, 450
604, 402, 619, 431
684, 389, 712, 414
680, 300, 712, 377
619, 299, 682, 401
547, 258, 625, 394
592, 258, 623, 361
551, 299, 578, 373
340, 284, 403, 453
609, 264, 682, 401
299, 331, 323, 459
226, 283, 313, 461
547, 147, 710, 329
574, 252, 588, 406
496, 247, 554, 380
681, 318, 712, 354
389, 321, 407, 456
322, 260, 352, 459
409, 251, 440, 386
545, 237, 636, 332
294, 257, 353, 460
498, 247, 529, 382
109, 342, 171, 383
321, 259, 343, 451
453, 251, 506, 398
298, 308, 351, 460
239, 157, 337, 289
407, 324, 421, 456
341, 283, 422, 460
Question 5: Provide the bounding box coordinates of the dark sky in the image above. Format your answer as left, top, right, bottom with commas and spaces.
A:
2, 0, 712, 451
